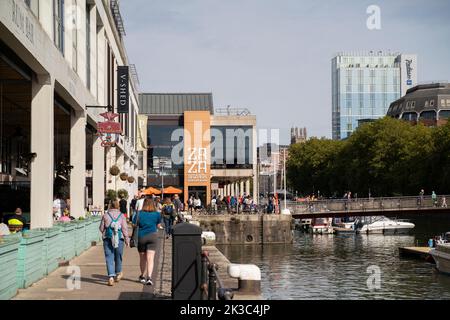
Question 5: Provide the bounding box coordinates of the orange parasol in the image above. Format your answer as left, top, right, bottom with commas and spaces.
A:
142, 186, 162, 195
162, 186, 183, 194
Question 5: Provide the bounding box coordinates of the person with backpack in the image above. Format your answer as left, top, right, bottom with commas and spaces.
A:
99, 200, 129, 286
162, 198, 175, 239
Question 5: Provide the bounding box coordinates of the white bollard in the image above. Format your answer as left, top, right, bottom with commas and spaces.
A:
201, 231, 216, 245
228, 264, 261, 294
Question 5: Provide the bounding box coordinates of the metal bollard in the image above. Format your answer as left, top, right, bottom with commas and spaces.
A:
208, 263, 217, 300
201, 251, 209, 300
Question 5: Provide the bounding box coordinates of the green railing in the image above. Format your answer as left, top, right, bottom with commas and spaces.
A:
0, 215, 103, 300
0, 234, 21, 300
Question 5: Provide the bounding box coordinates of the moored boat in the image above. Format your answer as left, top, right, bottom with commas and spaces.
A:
357, 216, 415, 234
430, 243, 450, 275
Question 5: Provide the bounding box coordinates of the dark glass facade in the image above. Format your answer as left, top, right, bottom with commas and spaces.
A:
147, 116, 184, 187
211, 126, 253, 169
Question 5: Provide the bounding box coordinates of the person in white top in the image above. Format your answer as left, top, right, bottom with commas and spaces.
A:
53, 194, 67, 220
136, 194, 146, 211
193, 197, 202, 210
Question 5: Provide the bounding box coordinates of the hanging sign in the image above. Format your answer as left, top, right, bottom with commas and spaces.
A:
117, 66, 129, 113
97, 111, 122, 147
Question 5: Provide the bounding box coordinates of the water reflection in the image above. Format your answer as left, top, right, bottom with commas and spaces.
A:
217, 216, 450, 300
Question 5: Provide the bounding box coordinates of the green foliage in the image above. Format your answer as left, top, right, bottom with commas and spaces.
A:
117, 189, 129, 200
105, 189, 117, 202
287, 117, 450, 197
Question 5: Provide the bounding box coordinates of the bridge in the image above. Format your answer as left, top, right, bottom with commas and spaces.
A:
286, 195, 450, 219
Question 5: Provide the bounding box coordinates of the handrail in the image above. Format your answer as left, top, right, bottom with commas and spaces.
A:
200, 251, 234, 300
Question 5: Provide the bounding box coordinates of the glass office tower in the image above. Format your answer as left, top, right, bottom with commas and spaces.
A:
332, 51, 417, 140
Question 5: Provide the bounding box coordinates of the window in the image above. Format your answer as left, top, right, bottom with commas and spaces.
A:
430, 100, 435, 107
347, 123, 352, 131
447, 99, 450, 105
86, 4, 91, 89
53, 0, 64, 54
25, 0, 39, 17
441, 99, 446, 107
72, 0, 78, 72
439, 110, 450, 120
420, 110, 436, 120
424, 100, 429, 108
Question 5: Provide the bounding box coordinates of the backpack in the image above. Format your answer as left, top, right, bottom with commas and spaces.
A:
105, 212, 123, 239
163, 204, 174, 217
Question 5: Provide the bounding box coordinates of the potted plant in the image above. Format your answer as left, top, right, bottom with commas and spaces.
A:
109, 165, 120, 176
117, 189, 129, 200
127, 176, 135, 183
105, 189, 117, 202
119, 172, 128, 181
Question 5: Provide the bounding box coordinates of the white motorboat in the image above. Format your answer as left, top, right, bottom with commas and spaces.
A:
357, 216, 415, 234
430, 243, 450, 275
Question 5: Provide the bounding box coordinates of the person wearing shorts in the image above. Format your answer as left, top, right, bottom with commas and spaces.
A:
132, 198, 162, 286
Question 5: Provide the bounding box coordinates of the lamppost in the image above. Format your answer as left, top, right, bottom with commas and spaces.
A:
159, 158, 166, 199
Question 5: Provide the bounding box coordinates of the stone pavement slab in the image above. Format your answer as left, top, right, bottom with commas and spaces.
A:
13, 230, 170, 300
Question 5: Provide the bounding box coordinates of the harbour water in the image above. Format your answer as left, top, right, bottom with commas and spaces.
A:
217, 215, 450, 299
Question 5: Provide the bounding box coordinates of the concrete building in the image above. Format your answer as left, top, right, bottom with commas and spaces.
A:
0, 0, 141, 228
139, 93, 258, 206
387, 82, 450, 126
332, 51, 417, 140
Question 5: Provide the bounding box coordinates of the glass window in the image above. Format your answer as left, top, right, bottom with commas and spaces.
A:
441, 99, 446, 107
420, 110, 436, 120
72, 0, 78, 72
447, 99, 450, 105
211, 126, 253, 169
53, 0, 64, 54
439, 110, 450, 120
401, 112, 417, 121
424, 100, 429, 108
430, 100, 435, 107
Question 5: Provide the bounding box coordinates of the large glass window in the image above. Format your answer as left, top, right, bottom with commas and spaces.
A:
211, 126, 253, 169
147, 117, 184, 187
420, 110, 436, 120
439, 110, 450, 120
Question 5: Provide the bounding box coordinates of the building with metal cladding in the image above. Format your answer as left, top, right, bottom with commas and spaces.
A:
332, 51, 417, 140
139, 93, 258, 206
386, 82, 450, 126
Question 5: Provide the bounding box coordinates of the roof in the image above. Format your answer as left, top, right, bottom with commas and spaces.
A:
139, 93, 214, 115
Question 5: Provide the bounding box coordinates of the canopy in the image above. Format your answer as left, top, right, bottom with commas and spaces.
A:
142, 187, 161, 195
163, 186, 183, 194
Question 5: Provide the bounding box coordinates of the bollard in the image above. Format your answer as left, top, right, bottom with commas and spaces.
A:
228, 264, 261, 295
201, 251, 209, 300
172, 223, 202, 300
208, 263, 217, 300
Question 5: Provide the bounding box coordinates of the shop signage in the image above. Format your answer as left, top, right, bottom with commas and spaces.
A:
97, 111, 122, 147
117, 66, 129, 114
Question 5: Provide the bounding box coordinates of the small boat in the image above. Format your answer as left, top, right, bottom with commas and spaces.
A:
357, 216, 415, 234
333, 218, 358, 234
311, 218, 334, 234
430, 242, 450, 275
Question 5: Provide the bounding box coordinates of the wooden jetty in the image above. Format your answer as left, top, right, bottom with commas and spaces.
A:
399, 246, 435, 263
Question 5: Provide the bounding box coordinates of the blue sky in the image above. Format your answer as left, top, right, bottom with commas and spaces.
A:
121, 0, 450, 144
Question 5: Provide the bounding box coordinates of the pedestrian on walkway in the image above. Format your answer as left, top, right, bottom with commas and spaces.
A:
441, 196, 447, 208
99, 200, 129, 286
132, 198, 162, 286
162, 198, 175, 239
432, 191, 438, 207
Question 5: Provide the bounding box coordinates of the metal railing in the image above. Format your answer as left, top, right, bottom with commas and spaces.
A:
287, 195, 450, 215
200, 251, 234, 300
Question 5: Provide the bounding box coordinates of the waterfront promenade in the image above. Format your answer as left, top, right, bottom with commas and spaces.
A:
13, 230, 171, 300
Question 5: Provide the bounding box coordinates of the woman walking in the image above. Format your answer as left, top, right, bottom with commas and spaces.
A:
133, 198, 162, 285
99, 200, 129, 286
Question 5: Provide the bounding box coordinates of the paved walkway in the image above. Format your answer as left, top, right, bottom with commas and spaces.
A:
13, 230, 171, 300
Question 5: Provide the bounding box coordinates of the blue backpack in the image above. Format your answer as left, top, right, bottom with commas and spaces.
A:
163, 204, 174, 217
105, 212, 123, 239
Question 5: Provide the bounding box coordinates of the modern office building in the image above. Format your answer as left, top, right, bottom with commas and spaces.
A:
0, 0, 141, 228
387, 82, 450, 127
139, 93, 258, 206
332, 51, 417, 139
